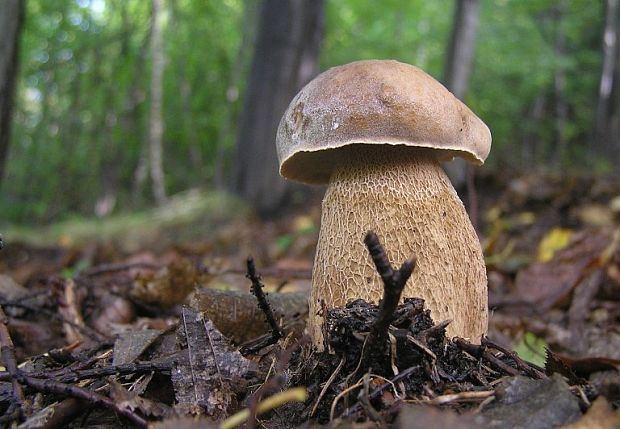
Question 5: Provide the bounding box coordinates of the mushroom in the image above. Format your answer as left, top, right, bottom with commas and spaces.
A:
276, 59, 492, 348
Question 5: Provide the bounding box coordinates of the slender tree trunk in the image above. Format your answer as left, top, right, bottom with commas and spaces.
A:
231, 0, 325, 215
552, 0, 568, 167
129, 12, 154, 204
444, 0, 480, 100
0, 0, 25, 184
442, 0, 481, 191
521, 95, 547, 166
442, 0, 481, 231
594, 0, 619, 158
214, 0, 258, 189
148, 0, 167, 204
169, 0, 202, 179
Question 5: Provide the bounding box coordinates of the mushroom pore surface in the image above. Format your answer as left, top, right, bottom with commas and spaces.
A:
310, 145, 487, 348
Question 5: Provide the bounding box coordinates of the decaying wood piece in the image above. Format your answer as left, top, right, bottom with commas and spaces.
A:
189, 288, 307, 344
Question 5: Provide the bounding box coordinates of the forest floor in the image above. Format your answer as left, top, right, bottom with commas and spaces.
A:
1, 169, 619, 428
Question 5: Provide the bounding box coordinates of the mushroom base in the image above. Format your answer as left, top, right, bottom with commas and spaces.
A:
310, 145, 487, 349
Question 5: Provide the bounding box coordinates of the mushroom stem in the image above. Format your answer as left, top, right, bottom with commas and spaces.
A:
310, 145, 487, 349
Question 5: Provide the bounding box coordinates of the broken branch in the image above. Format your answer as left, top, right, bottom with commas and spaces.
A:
246, 257, 283, 343
352, 232, 416, 380
15, 373, 147, 428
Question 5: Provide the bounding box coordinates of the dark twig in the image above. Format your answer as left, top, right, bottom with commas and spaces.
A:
15, 373, 147, 428
483, 338, 547, 379
246, 258, 282, 342
352, 232, 416, 381
454, 338, 520, 377
416, 319, 452, 343
0, 361, 172, 383
342, 365, 418, 418
80, 261, 162, 277
0, 305, 26, 418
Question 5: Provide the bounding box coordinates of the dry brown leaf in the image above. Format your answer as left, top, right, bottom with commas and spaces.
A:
172, 306, 250, 418
561, 397, 620, 429
515, 228, 615, 310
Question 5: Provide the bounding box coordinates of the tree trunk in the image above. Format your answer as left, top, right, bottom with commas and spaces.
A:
442, 0, 481, 231
169, 0, 203, 180
148, 0, 167, 204
521, 95, 547, 166
0, 0, 25, 184
552, 0, 568, 167
130, 9, 154, 205
442, 0, 481, 191
231, 0, 325, 215
443, 0, 480, 100
594, 0, 619, 159
213, 0, 258, 189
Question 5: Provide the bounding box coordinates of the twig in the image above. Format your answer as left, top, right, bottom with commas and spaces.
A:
421, 390, 495, 405
246, 257, 282, 342
0, 305, 26, 418
483, 338, 547, 379
406, 334, 436, 361
0, 361, 172, 383
310, 357, 345, 417
13, 398, 86, 429
417, 319, 451, 342
80, 261, 162, 277
352, 232, 416, 380
342, 365, 418, 418
15, 373, 147, 428
454, 338, 520, 377
359, 373, 384, 424
330, 380, 365, 421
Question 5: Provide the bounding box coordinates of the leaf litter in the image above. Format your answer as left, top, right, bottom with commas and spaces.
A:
0, 171, 619, 427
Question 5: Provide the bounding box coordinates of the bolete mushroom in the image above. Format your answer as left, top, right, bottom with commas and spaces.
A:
276, 59, 491, 348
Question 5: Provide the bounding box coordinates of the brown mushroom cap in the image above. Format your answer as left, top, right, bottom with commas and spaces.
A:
276, 59, 491, 185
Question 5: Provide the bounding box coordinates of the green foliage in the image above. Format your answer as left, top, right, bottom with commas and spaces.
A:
1, 0, 608, 224
513, 332, 548, 368
3, 0, 247, 224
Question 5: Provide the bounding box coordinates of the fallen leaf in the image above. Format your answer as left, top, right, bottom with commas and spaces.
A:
537, 228, 572, 262
172, 306, 250, 418
515, 228, 614, 309
113, 329, 162, 365
561, 397, 620, 429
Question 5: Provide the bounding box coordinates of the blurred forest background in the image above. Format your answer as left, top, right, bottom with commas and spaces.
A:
0, 0, 618, 226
